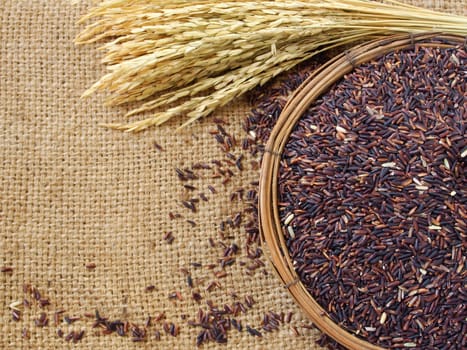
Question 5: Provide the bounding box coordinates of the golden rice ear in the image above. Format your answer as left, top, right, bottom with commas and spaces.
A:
258, 33, 465, 350
76, 1, 467, 131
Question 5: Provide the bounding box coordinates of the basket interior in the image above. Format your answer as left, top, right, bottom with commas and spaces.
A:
259, 33, 465, 350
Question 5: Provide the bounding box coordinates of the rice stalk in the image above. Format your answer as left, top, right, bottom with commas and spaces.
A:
76, 0, 467, 131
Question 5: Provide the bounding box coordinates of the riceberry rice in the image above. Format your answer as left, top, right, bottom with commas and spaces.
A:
278, 45, 466, 349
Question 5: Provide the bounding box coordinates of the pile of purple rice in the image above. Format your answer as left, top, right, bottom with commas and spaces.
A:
278, 45, 466, 349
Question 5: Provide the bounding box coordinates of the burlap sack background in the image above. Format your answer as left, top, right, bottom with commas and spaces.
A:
0, 1, 464, 349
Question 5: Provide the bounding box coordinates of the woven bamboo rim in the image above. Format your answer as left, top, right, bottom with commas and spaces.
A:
259, 33, 465, 350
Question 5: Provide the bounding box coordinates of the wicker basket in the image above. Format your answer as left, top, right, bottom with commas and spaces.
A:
258, 33, 465, 350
